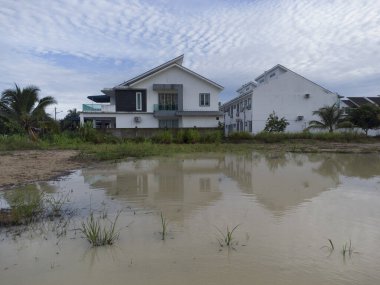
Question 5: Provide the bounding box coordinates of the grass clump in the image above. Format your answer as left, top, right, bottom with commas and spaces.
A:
200, 131, 222, 143
81, 212, 120, 247
342, 240, 354, 257
216, 224, 240, 247
0, 187, 73, 227
321, 238, 335, 253
160, 212, 169, 240
227, 131, 253, 141
0, 187, 44, 226
151, 130, 173, 144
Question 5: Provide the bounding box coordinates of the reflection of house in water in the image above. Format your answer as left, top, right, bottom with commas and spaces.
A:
223, 152, 340, 215
81, 158, 223, 223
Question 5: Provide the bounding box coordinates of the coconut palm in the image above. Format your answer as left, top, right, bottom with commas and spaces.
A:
0, 84, 56, 139
308, 103, 344, 133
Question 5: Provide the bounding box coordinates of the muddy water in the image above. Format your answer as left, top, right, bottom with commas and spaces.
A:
1, 152, 380, 285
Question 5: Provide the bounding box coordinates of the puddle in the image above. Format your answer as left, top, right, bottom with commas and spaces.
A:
1, 152, 380, 284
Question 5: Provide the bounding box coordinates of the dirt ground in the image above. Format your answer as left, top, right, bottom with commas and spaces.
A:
0, 150, 82, 189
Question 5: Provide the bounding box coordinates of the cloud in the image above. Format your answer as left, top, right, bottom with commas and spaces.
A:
0, 0, 379, 117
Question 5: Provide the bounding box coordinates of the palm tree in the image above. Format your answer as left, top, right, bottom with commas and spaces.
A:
0, 84, 56, 139
308, 103, 344, 133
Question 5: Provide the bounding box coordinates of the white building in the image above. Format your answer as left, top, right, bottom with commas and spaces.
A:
222, 64, 339, 135
80, 55, 223, 129
223, 82, 255, 134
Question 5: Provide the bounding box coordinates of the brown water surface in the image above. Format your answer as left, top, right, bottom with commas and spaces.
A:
1, 152, 380, 285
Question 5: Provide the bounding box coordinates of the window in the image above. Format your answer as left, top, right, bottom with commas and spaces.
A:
136, 92, 142, 111
199, 93, 210, 107
247, 98, 251, 110
270, 73, 276, 78
259, 79, 264, 83
158, 93, 178, 110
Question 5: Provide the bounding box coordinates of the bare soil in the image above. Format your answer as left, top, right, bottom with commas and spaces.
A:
0, 150, 82, 189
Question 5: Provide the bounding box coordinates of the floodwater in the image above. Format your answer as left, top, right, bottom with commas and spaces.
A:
1, 152, 380, 285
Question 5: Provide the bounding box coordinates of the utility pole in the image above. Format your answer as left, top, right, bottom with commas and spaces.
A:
54, 107, 63, 120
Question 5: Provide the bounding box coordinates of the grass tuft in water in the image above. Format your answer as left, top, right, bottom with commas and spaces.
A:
342, 240, 353, 257
216, 224, 240, 247
81, 212, 120, 247
160, 212, 169, 240
321, 238, 335, 252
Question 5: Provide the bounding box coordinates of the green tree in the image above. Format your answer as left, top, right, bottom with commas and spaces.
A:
264, 111, 289, 132
348, 104, 380, 135
61, 108, 80, 131
0, 84, 57, 139
308, 103, 343, 133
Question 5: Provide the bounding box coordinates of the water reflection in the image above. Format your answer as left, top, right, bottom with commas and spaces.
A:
82, 158, 223, 223
223, 152, 340, 214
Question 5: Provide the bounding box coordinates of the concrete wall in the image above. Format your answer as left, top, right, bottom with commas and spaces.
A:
103, 127, 222, 138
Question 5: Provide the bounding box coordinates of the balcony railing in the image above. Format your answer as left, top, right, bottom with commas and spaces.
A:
82, 104, 115, 112
153, 104, 178, 111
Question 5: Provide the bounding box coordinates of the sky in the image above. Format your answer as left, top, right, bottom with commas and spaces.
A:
0, 0, 379, 119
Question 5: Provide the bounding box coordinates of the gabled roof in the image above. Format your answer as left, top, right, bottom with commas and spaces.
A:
255, 65, 287, 81
111, 55, 223, 90
255, 64, 335, 95
118, 55, 184, 87
88, 95, 110, 103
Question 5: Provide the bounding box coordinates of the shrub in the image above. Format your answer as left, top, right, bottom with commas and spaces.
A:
184, 129, 201, 144
264, 111, 289, 132
0, 134, 41, 151
151, 130, 172, 144
201, 131, 222, 143
175, 130, 186, 143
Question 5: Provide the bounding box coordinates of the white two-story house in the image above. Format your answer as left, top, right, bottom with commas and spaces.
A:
80, 55, 224, 129
222, 82, 255, 134
222, 65, 339, 135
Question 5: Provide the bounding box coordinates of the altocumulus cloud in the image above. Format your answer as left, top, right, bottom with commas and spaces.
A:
0, 0, 379, 117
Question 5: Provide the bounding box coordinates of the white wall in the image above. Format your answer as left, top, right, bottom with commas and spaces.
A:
80, 113, 158, 128
132, 65, 221, 112
181, 116, 220, 128
251, 70, 338, 133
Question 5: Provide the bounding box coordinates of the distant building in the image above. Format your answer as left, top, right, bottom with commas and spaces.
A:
223, 81, 255, 134
80, 55, 223, 129
221, 65, 339, 135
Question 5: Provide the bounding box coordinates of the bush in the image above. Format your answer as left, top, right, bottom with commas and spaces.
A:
175, 130, 186, 143
264, 111, 289, 132
0, 134, 41, 151
184, 129, 201, 144
151, 130, 173, 144
201, 131, 222, 143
